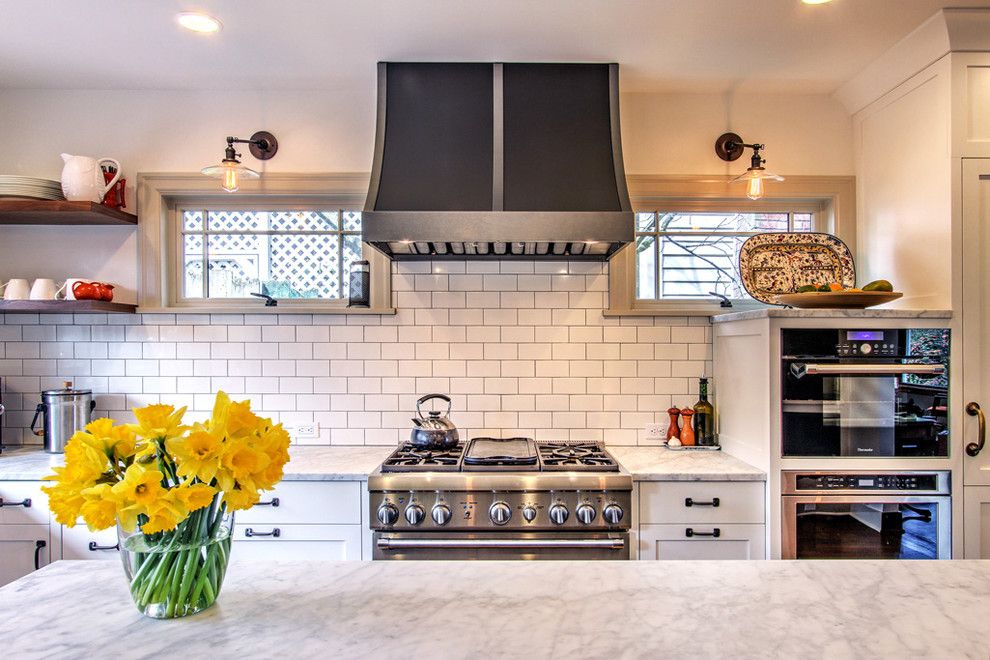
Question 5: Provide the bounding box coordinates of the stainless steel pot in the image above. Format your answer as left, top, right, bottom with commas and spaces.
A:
31, 381, 96, 453
410, 393, 460, 449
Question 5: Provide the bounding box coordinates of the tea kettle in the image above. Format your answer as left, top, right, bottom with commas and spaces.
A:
410, 394, 460, 449
60, 153, 121, 203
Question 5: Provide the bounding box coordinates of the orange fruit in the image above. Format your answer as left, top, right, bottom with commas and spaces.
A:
828, 283, 844, 291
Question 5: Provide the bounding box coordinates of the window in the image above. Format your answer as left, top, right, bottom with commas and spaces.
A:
178, 208, 363, 302
633, 211, 814, 300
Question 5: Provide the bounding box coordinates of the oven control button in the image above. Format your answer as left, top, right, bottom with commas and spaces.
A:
549, 503, 569, 525
603, 503, 624, 525
431, 504, 452, 526
522, 505, 538, 522
576, 503, 597, 525
404, 504, 425, 526
860, 343, 873, 355
489, 501, 512, 525
377, 502, 399, 526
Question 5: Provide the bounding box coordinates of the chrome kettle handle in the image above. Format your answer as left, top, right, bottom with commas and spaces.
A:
416, 393, 452, 419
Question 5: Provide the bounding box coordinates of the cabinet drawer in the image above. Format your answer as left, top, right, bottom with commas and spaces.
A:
639, 523, 766, 560
61, 525, 119, 560
235, 481, 362, 525
639, 481, 764, 525
232, 524, 362, 561
0, 524, 51, 587
0, 482, 50, 525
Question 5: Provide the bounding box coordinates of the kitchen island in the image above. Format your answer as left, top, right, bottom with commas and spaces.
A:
2, 559, 987, 659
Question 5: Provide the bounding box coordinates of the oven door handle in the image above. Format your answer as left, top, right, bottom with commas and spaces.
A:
790, 363, 945, 379
376, 538, 625, 550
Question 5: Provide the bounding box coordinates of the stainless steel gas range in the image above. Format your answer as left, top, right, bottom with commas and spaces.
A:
368, 438, 633, 560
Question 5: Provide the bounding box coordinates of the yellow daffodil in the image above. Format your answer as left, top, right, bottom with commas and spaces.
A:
63, 432, 111, 483
79, 484, 118, 531
141, 504, 182, 535
173, 483, 217, 512
218, 442, 269, 491
112, 464, 165, 508
223, 484, 261, 511
131, 403, 188, 442
167, 430, 222, 483
225, 400, 262, 439
42, 478, 88, 527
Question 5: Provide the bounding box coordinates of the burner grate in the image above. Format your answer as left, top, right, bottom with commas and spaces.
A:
536, 441, 620, 472
381, 443, 465, 472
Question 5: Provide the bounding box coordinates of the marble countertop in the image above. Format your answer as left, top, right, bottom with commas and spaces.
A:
711, 308, 952, 323
609, 446, 765, 481
3, 559, 988, 659
0, 445, 394, 482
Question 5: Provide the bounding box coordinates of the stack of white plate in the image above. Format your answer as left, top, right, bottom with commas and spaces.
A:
0, 175, 66, 201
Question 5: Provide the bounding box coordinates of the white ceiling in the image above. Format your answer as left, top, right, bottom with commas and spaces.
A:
1, 0, 986, 93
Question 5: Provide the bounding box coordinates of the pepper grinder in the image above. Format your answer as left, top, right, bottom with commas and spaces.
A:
679, 408, 696, 446
665, 407, 681, 443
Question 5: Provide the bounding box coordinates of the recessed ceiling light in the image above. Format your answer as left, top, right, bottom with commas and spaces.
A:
177, 12, 223, 33
801, 0, 833, 4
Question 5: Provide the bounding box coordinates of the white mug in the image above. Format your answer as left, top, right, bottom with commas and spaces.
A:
0, 278, 30, 300
64, 278, 92, 301
29, 278, 66, 301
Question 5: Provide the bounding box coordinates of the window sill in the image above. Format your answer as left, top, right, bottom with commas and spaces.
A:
603, 302, 767, 318
137, 306, 397, 315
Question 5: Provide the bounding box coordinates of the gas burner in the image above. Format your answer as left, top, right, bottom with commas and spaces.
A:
536, 441, 620, 472
381, 443, 465, 472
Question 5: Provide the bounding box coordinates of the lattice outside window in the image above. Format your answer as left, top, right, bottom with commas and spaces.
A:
179, 209, 363, 301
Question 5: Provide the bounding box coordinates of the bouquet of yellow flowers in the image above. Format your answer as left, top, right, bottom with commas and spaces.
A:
42, 391, 290, 618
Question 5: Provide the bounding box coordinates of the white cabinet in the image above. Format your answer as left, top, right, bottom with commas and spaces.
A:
637, 481, 766, 560
0, 481, 52, 586
61, 525, 119, 561
232, 481, 365, 561
963, 486, 990, 558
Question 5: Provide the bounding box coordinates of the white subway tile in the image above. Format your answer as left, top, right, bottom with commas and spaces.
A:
330, 394, 364, 411
466, 261, 500, 274
465, 291, 500, 307
212, 343, 246, 359
448, 274, 484, 291
535, 361, 569, 377
501, 360, 535, 378
262, 326, 296, 342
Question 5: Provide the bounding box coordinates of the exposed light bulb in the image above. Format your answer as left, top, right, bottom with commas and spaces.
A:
177, 12, 222, 33
222, 167, 239, 193
746, 177, 764, 200
801, 0, 832, 4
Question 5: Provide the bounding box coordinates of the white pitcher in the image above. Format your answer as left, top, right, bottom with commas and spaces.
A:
60, 154, 121, 203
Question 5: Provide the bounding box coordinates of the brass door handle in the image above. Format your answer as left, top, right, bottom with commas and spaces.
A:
966, 402, 986, 457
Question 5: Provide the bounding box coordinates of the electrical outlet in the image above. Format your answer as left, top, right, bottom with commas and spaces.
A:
293, 424, 318, 438
645, 423, 663, 440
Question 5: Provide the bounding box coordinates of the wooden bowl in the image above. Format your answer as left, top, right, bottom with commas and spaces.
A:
774, 291, 903, 309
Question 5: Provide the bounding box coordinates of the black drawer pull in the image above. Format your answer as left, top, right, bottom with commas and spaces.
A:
685, 497, 719, 508
686, 528, 721, 538
88, 541, 120, 552
244, 527, 281, 538
34, 540, 46, 570
254, 498, 280, 507
0, 497, 32, 508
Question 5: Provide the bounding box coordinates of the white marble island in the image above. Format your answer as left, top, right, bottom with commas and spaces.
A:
2, 559, 988, 659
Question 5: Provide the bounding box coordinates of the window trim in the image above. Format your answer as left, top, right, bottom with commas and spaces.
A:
606, 174, 856, 317
137, 173, 394, 314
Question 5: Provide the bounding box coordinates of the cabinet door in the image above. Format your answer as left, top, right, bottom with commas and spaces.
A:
232, 524, 362, 561
639, 524, 765, 560
61, 525, 120, 560
0, 524, 51, 587
964, 486, 990, 558
235, 482, 362, 525
962, 159, 990, 486
639, 482, 765, 525
0, 482, 49, 525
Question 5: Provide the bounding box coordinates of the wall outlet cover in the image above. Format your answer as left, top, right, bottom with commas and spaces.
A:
293, 423, 318, 438
645, 423, 663, 439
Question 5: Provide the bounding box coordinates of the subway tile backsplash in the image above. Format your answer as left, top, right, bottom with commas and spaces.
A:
0, 260, 712, 447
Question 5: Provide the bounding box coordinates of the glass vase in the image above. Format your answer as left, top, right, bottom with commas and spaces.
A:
118, 498, 234, 619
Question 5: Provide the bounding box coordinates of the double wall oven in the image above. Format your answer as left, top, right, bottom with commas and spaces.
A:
779, 328, 952, 560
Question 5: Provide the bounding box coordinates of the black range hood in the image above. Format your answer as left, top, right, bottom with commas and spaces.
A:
363, 62, 633, 260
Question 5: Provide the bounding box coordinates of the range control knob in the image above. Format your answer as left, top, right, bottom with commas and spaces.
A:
576, 503, 597, 525
860, 343, 873, 355
549, 503, 569, 525
377, 502, 399, 526
522, 505, 538, 522
603, 503, 624, 525
489, 501, 512, 525
404, 503, 425, 526
431, 503, 452, 526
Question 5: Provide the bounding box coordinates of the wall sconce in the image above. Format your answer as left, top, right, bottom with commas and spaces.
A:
201, 131, 278, 192
714, 132, 784, 200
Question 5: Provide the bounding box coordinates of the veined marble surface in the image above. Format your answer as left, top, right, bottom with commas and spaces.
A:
0, 445, 393, 481
609, 446, 765, 481
711, 308, 952, 323
3, 559, 988, 659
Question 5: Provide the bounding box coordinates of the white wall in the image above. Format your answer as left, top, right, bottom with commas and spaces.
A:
0, 87, 853, 303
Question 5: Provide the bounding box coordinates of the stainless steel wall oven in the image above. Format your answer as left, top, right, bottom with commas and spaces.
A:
781, 328, 950, 457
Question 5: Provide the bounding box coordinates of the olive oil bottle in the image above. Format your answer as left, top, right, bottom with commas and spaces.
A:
693, 378, 716, 446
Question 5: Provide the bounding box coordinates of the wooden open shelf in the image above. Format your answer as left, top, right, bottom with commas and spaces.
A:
0, 200, 137, 226
0, 300, 137, 314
